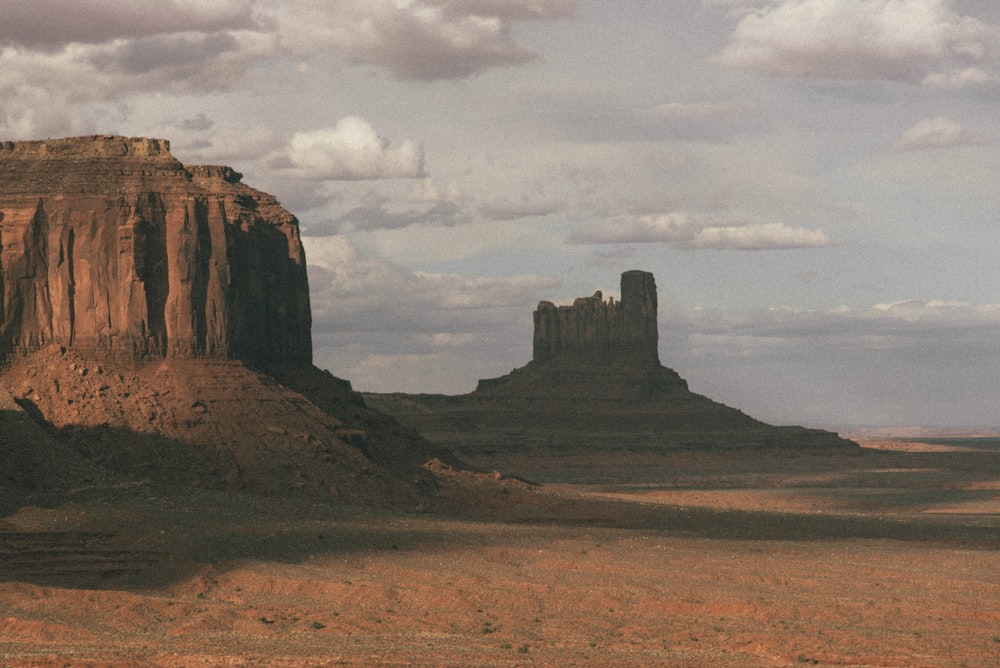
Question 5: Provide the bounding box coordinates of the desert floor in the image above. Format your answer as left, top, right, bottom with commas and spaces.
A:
2, 441, 999, 667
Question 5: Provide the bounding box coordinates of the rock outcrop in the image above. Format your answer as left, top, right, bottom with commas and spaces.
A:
365, 270, 858, 481
478, 270, 687, 396
0, 135, 311, 363
0, 135, 449, 504
533, 270, 660, 365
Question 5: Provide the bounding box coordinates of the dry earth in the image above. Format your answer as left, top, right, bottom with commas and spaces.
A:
2, 441, 999, 667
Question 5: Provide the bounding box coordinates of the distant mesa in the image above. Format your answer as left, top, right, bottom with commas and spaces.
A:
0, 135, 310, 364
475, 270, 688, 399
533, 270, 662, 366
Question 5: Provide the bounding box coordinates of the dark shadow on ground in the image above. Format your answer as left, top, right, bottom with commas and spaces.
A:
5, 472, 998, 593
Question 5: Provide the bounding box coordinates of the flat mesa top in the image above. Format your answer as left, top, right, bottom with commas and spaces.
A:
0, 135, 171, 159
0, 135, 243, 197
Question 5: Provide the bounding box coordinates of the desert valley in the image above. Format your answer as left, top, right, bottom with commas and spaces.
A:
0, 136, 998, 667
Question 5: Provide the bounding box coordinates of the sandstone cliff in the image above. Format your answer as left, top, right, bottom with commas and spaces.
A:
0, 136, 448, 504
0, 135, 311, 363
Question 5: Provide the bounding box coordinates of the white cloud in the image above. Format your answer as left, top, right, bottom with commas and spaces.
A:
285, 117, 425, 181
268, 0, 575, 81
922, 66, 996, 87
894, 116, 975, 150
640, 101, 746, 119
665, 299, 1000, 426
688, 222, 832, 250
479, 193, 564, 220
716, 0, 999, 86
569, 213, 832, 250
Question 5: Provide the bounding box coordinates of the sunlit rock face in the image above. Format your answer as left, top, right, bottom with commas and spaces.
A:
0, 135, 312, 363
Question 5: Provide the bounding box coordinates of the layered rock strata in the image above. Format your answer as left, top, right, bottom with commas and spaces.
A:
0, 135, 311, 363
0, 135, 451, 502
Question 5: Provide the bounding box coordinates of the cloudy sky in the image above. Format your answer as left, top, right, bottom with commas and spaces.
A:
3, 0, 999, 430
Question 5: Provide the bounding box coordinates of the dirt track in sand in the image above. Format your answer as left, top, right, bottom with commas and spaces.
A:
1, 443, 999, 667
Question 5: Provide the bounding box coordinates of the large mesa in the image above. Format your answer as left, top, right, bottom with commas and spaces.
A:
0, 135, 311, 364
0, 135, 446, 502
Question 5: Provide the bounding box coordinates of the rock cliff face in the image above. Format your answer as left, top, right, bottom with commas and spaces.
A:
478, 270, 687, 395
0, 135, 311, 363
533, 270, 659, 365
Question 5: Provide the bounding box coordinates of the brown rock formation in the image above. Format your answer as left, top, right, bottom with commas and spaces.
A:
478, 270, 687, 396
0, 135, 449, 503
533, 270, 660, 365
0, 135, 310, 363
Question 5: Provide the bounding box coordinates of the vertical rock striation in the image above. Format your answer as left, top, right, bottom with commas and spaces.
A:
532, 270, 660, 365
476, 270, 687, 396
0, 135, 311, 363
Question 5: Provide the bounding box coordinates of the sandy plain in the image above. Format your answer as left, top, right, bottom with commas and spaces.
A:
1, 441, 999, 667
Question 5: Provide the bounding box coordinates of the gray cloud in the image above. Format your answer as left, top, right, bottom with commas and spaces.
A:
180, 113, 216, 132
304, 235, 557, 390
305, 236, 558, 328
663, 300, 1000, 426
328, 200, 463, 234
0, 0, 256, 50
0, 0, 573, 137
429, 0, 575, 21
270, 0, 577, 81
479, 194, 564, 220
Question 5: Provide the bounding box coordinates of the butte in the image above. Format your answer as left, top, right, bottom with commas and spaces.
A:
365, 270, 858, 481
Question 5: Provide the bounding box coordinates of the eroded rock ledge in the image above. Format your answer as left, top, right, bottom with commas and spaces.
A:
0, 135, 311, 363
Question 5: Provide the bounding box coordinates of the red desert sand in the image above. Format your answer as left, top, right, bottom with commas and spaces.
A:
2, 441, 999, 667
